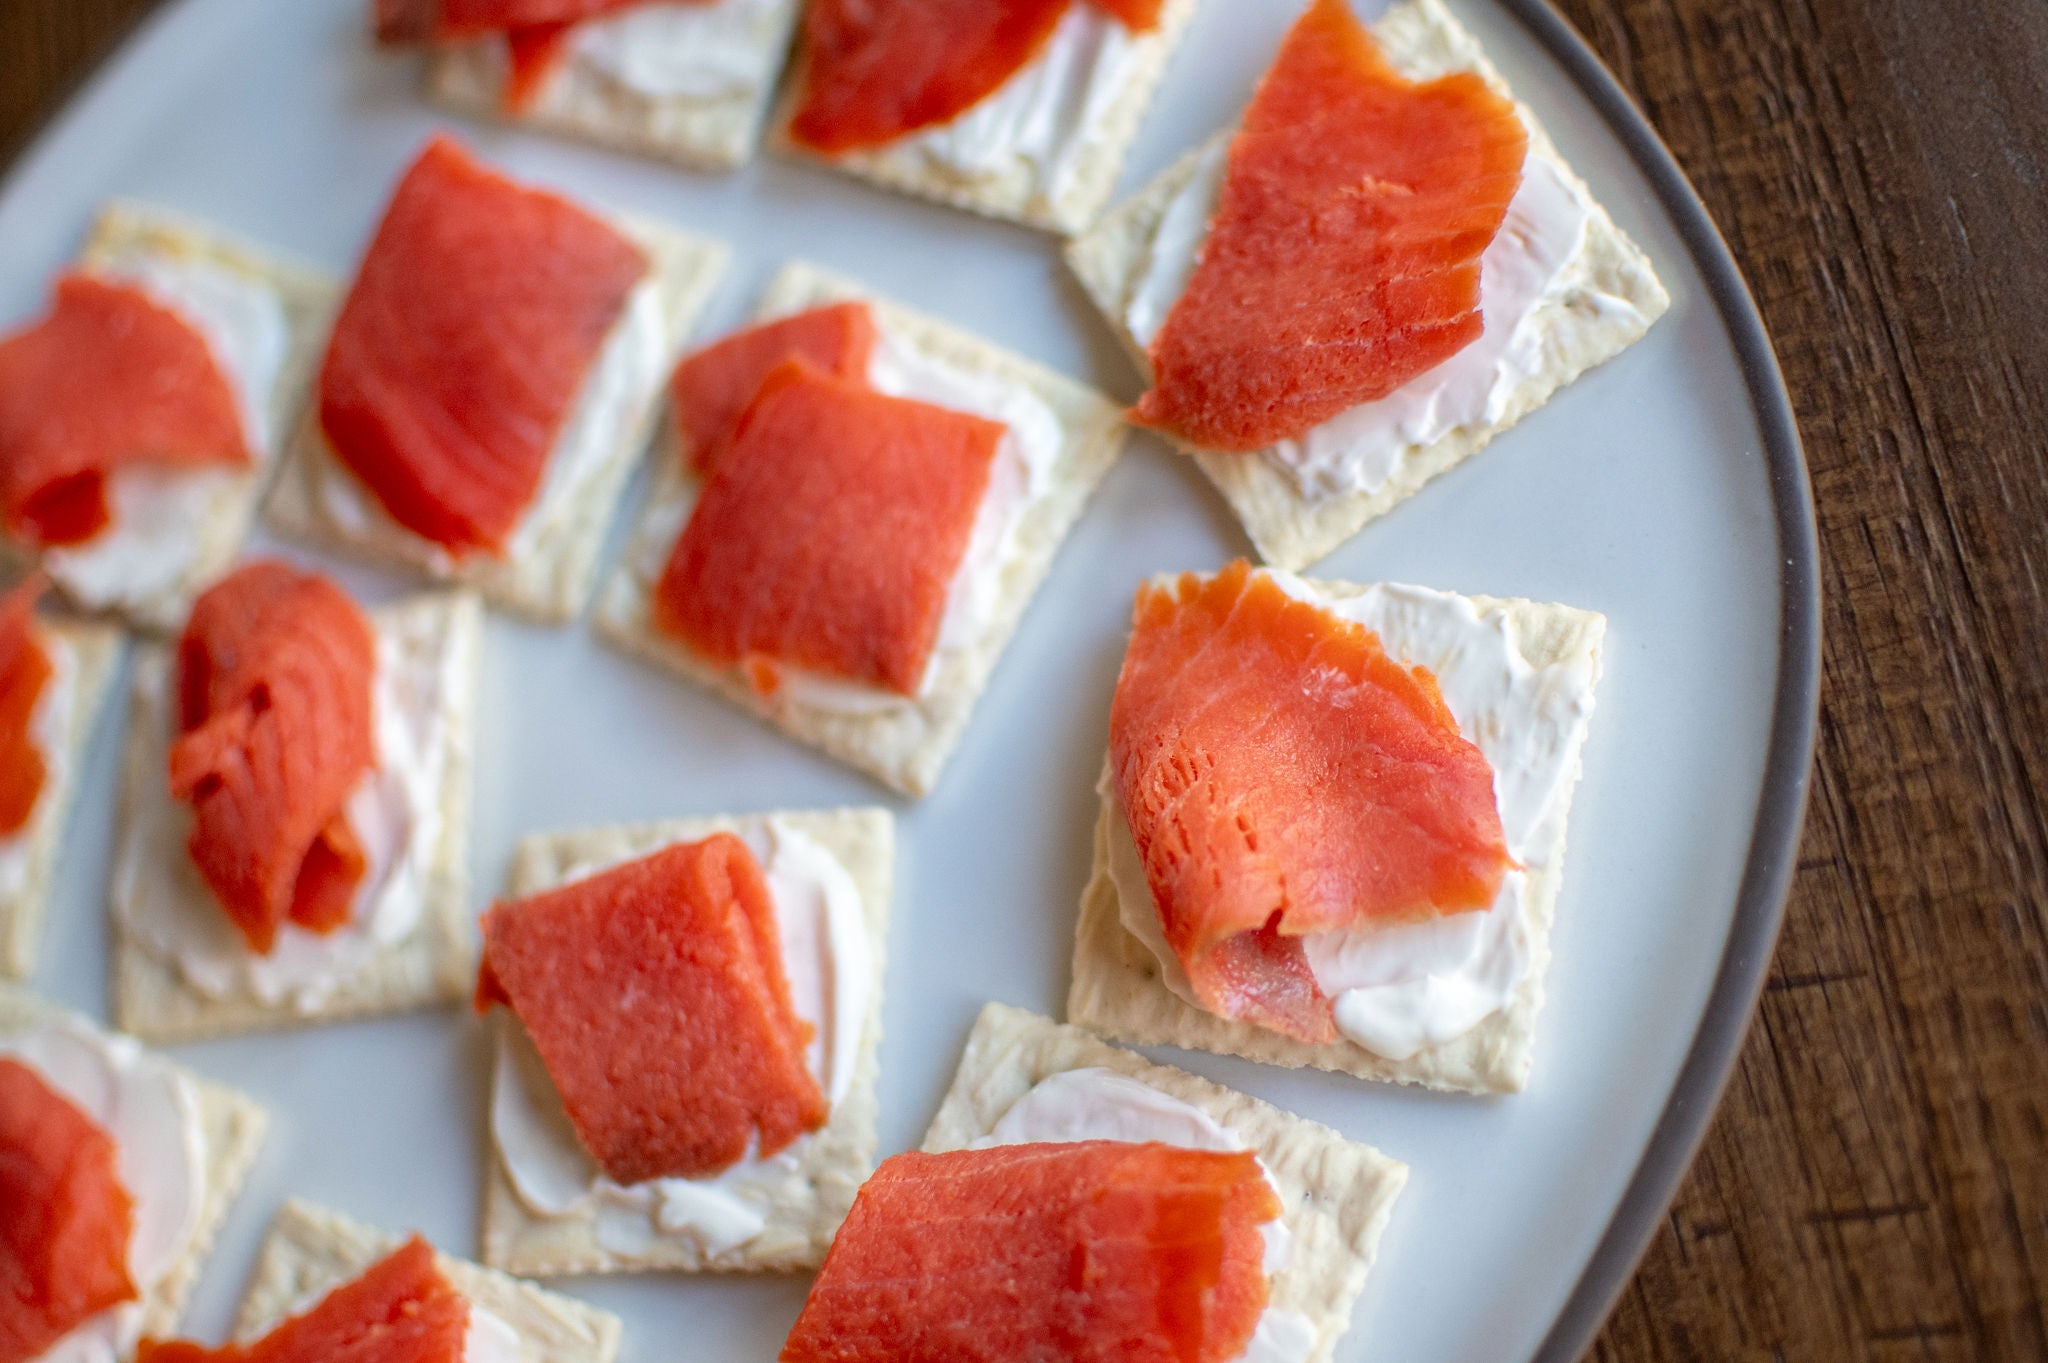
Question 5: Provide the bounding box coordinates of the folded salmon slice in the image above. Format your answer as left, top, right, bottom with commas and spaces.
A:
0, 578, 53, 838
167, 562, 378, 955
0, 274, 250, 549
1132, 0, 1528, 451
789, 0, 1163, 156
477, 833, 827, 1183
0, 1057, 138, 1363
670, 303, 878, 476
653, 359, 1002, 698
1109, 563, 1511, 1043
318, 136, 648, 556
137, 1237, 468, 1363
780, 1141, 1279, 1363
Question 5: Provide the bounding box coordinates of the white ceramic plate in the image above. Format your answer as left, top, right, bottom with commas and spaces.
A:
0, 1, 1817, 1360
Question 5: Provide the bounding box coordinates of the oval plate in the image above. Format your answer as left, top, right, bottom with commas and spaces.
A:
0, 1, 1817, 1360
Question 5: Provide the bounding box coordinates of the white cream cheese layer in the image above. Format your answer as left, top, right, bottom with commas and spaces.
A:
977, 1067, 1316, 1363
1110, 570, 1599, 1060
0, 1019, 206, 1363
564, 0, 790, 101
0, 628, 74, 899
1125, 143, 1644, 501
45, 254, 288, 612
491, 818, 871, 1256
898, 5, 1144, 203
114, 604, 466, 1011
462, 1304, 524, 1363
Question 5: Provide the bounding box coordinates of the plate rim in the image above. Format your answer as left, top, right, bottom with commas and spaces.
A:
1497, 1, 1822, 1357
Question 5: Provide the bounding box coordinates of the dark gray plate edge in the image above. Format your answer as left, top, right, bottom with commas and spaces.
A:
1497, 2, 1823, 1358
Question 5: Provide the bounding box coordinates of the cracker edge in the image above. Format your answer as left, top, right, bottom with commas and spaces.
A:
0, 618, 123, 980
0, 985, 270, 1341
594, 259, 1128, 798
766, 0, 1201, 235
479, 806, 895, 1276
1063, 0, 1673, 571
1066, 574, 1608, 1094
925, 1002, 1408, 1363
108, 590, 484, 1042
264, 215, 731, 624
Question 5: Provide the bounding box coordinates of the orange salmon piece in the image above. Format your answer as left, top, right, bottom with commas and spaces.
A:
0, 1057, 137, 1363
780, 1141, 1279, 1363
670, 303, 878, 476
476, 833, 827, 1184
1132, 0, 1527, 451
1109, 562, 1511, 1042
167, 562, 378, 956
0, 274, 250, 548
0, 578, 53, 837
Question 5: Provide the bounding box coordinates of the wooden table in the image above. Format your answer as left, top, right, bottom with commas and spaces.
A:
5, 1, 2044, 1357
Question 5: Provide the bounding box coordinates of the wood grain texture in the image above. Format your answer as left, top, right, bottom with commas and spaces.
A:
2, 0, 2044, 1358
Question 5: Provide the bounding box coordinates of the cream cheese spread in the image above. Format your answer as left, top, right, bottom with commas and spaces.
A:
0, 628, 74, 899
565, 0, 791, 102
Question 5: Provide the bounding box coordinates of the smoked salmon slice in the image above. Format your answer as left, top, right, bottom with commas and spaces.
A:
1109, 562, 1511, 1043
318, 136, 648, 557
670, 304, 878, 476
0, 1057, 137, 1363
1132, 0, 1528, 451
653, 359, 1002, 698
137, 1237, 468, 1363
0, 273, 250, 549
0, 579, 53, 838
477, 833, 827, 1184
789, 0, 1163, 156
167, 562, 378, 956
780, 1141, 1279, 1363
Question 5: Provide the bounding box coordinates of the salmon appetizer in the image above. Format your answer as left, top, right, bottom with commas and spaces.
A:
1071, 561, 1607, 1093
598, 263, 1125, 798
479, 810, 890, 1276
0, 994, 268, 1363
779, 0, 1200, 232
0, 207, 327, 629
1066, 0, 1669, 570
271, 135, 728, 621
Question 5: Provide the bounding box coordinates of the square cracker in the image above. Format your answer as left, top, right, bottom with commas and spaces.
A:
1065, 0, 1672, 571
0, 617, 123, 980
109, 590, 483, 1042
927, 1003, 1408, 1363
0, 986, 269, 1342
425, 0, 804, 173
232, 1200, 621, 1363
265, 217, 730, 624
768, 0, 1200, 234
4, 203, 337, 632
595, 260, 1127, 798
481, 806, 894, 1276
1068, 573, 1606, 1094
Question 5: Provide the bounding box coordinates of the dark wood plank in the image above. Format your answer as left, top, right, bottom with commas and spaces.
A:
2, 0, 2045, 1358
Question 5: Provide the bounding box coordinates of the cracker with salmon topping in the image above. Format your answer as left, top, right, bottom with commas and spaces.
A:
928, 1003, 1409, 1363
109, 590, 482, 1042
596, 260, 1126, 798
480, 807, 893, 1276
1065, 0, 1669, 571
233, 1200, 621, 1363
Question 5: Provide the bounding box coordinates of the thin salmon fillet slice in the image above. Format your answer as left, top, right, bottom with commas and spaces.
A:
0, 578, 53, 837
137, 1237, 468, 1363
789, 0, 1163, 156
318, 136, 648, 556
0, 273, 250, 549
167, 561, 378, 956
653, 359, 1002, 698
476, 833, 827, 1184
1109, 562, 1511, 1043
0, 1057, 138, 1363
670, 303, 878, 476
1132, 0, 1528, 451
780, 1141, 1279, 1363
